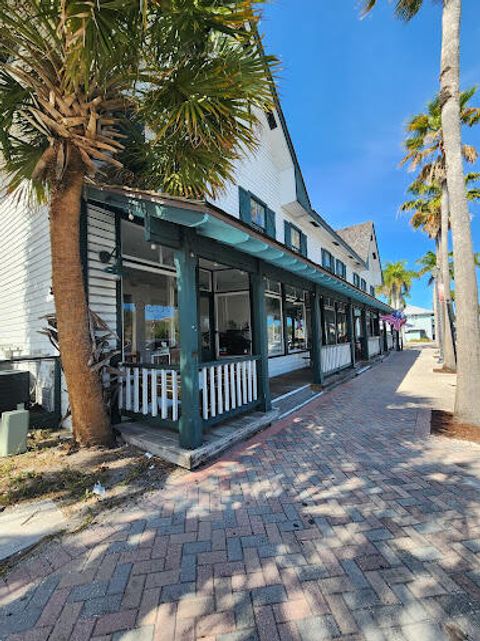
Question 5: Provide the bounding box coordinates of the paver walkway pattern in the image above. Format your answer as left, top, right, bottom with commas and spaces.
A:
2, 347, 480, 641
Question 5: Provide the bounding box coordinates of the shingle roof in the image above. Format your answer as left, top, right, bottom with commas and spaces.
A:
336, 221, 374, 263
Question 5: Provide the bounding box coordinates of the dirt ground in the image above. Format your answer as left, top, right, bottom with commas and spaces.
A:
0, 429, 183, 529
431, 409, 480, 444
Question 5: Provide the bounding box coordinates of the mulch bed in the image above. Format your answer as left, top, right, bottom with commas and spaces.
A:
431, 410, 480, 443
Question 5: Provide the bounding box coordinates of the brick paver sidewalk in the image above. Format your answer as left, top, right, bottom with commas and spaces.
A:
2, 347, 480, 641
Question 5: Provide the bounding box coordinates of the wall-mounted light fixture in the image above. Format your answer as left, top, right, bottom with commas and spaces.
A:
99, 247, 124, 280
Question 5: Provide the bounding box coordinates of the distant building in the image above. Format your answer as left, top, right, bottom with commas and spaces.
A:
404, 305, 435, 341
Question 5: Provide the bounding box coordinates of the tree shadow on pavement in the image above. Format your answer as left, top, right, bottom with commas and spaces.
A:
1, 349, 480, 641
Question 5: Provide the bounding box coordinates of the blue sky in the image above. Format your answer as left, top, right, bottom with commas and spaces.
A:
261, 0, 480, 309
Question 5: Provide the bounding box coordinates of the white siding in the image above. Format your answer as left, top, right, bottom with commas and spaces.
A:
268, 353, 308, 378
210, 112, 376, 290
86, 205, 118, 338
0, 195, 54, 358
0, 192, 70, 419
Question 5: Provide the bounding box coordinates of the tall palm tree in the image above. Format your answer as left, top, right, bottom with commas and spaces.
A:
418, 249, 480, 300
362, 0, 480, 426
400, 89, 480, 371
0, 1, 275, 446
377, 261, 418, 310
401, 172, 480, 364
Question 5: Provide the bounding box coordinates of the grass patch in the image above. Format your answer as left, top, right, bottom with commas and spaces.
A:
0, 429, 178, 513
1, 466, 109, 508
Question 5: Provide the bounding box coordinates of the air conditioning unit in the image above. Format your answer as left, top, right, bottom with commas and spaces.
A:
0, 370, 30, 415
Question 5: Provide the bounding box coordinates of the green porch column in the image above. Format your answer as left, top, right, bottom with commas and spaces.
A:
175, 231, 202, 449
361, 308, 369, 361
310, 287, 324, 385
378, 316, 385, 355
250, 268, 271, 412
347, 301, 356, 368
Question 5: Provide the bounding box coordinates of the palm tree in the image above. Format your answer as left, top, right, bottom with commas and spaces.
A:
0, 1, 275, 446
377, 261, 418, 310
399, 89, 480, 371
362, 0, 480, 426
401, 172, 480, 365
418, 249, 480, 300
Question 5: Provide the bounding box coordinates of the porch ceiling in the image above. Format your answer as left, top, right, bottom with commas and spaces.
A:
88, 185, 391, 313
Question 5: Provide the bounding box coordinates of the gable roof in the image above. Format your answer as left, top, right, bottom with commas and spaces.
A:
336, 221, 374, 264
404, 305, 434, 316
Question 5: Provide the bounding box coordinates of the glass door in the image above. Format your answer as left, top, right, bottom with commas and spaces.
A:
199, 292, 215, 362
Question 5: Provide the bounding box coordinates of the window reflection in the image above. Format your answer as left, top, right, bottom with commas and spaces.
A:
336, 303, 348, 344
285, 286, 307, 353
123, 267, 179, 364
266, 293, 283, 356
323, 298, 336, 346
216, 292, 252, 356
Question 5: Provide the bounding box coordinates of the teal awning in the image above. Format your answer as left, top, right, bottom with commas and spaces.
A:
88, 185, 391, 313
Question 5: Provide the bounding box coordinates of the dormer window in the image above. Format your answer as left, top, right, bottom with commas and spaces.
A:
250, 197, 266, 230
335, 260, 346, 279
290, 226, 301, 253
238, 187, 276, 239
322, 249, 335, 273
285, 221, 307, 257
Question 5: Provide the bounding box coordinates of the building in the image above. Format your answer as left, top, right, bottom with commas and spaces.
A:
404, 305, 435, 341
0, 88, 395, 451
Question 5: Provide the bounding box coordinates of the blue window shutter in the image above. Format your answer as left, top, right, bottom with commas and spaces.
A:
300, 232, 307, 257
284, 221, 292, 248
239, 187, 251, 224
266, 208, 276, 239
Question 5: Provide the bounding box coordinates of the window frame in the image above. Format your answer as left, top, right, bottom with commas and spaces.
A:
249, 195, 267, 231
322, 249, 335, 273
335, 259, 346, 280
290, 224, 302, 253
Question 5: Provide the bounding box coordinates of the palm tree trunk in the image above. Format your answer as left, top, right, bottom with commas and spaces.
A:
440, 0, 480, 425
50, 148, 112, 446
434, 238, 444, 361
440, 183, 457, 371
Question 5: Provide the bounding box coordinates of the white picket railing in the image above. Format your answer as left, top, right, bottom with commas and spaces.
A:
321, 343, 352, 375
119, 365, 180, 422
387, 334, 394, 350
368, 336, 381, 358
200, 357, 258, 422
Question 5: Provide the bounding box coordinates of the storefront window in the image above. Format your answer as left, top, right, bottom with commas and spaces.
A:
368, 312, 380, 337
266, 293, 283, 356
285, 286, 307, 352
216, 293, 252, 356
123, 266, 179, 364
199, 269, 211, 292
215, 269, 249, 293
266, 279, 281, 295
336, 303, 348, 343
122, 220, 175, 268
323, 297, 337, 345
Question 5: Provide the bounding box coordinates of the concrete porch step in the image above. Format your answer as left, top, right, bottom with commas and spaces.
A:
115, 409, 279, 470
272, 384, 321, 419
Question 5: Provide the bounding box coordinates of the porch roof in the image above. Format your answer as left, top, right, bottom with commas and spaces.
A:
87, 184, 392, 313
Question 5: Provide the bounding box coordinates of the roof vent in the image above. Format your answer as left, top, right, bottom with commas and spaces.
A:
266, 111, 278, 130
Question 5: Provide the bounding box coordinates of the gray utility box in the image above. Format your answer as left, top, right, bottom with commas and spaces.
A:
0, 370, 30, 414
0, 405, 29, 456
